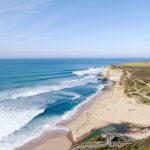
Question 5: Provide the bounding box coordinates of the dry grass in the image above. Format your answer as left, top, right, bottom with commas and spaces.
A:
118, 62, 150, 104
121, 62, 150, 67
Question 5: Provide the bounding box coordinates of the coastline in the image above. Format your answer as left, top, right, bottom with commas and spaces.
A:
16, 67, 109, 150
17, 66, 150, 150
16, 84, 110, 150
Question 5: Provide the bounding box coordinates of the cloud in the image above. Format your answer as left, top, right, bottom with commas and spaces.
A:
0, 0, 62, 41
0, 4, 28, 14
0, 0, 51, 14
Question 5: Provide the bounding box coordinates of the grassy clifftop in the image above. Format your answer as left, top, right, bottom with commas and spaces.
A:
116, 62, 150, 104
121, 62, 150, 68
84, 137, 150, 150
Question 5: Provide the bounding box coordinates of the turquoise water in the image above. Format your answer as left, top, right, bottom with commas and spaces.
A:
0, 58, 149, 150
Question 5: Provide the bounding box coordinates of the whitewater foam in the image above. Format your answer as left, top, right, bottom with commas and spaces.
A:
0, 78, 88, 101
61, 91, 81, 100
0, 115, 61, 150
0, 67, 103, 102
60, 84, 105, 121
73, 67, 103, 76
0, 107, 45, 140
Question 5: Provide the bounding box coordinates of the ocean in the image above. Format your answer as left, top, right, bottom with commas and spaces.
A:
0, 58, 149, 150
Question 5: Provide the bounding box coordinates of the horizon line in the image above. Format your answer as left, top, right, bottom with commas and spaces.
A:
0, 57, 150, 59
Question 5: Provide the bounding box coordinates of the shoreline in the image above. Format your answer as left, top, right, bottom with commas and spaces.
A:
16, 76, 110, 150
16, 129, 73, 150
17, 66, 150, 150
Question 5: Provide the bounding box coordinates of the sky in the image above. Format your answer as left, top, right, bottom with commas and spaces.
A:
0, 0, 150, 58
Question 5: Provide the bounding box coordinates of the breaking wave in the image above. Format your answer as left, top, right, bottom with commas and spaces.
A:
73, 67, 103, 76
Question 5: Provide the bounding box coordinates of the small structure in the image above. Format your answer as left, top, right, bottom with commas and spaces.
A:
101, 126, 131, 146
101, 126, 116, 145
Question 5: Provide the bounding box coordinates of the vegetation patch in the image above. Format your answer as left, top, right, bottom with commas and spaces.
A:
118, 62, 150, 104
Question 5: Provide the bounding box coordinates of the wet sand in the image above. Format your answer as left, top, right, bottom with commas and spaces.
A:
32, 135, 71, 150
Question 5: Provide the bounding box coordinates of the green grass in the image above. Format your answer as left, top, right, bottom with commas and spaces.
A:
88, 136, 105, 142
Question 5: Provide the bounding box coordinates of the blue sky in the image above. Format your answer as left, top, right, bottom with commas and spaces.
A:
0, 0, 150, 58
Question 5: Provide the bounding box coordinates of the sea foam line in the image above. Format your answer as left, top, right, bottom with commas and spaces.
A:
0, 67, 102, 101
73, 67, 103, 76
59, 84, 105, 122
0, 77, 90, 101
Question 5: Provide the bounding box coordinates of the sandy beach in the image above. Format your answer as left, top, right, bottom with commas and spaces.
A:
32, 135, 71, 150
17, 66, 150, 150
